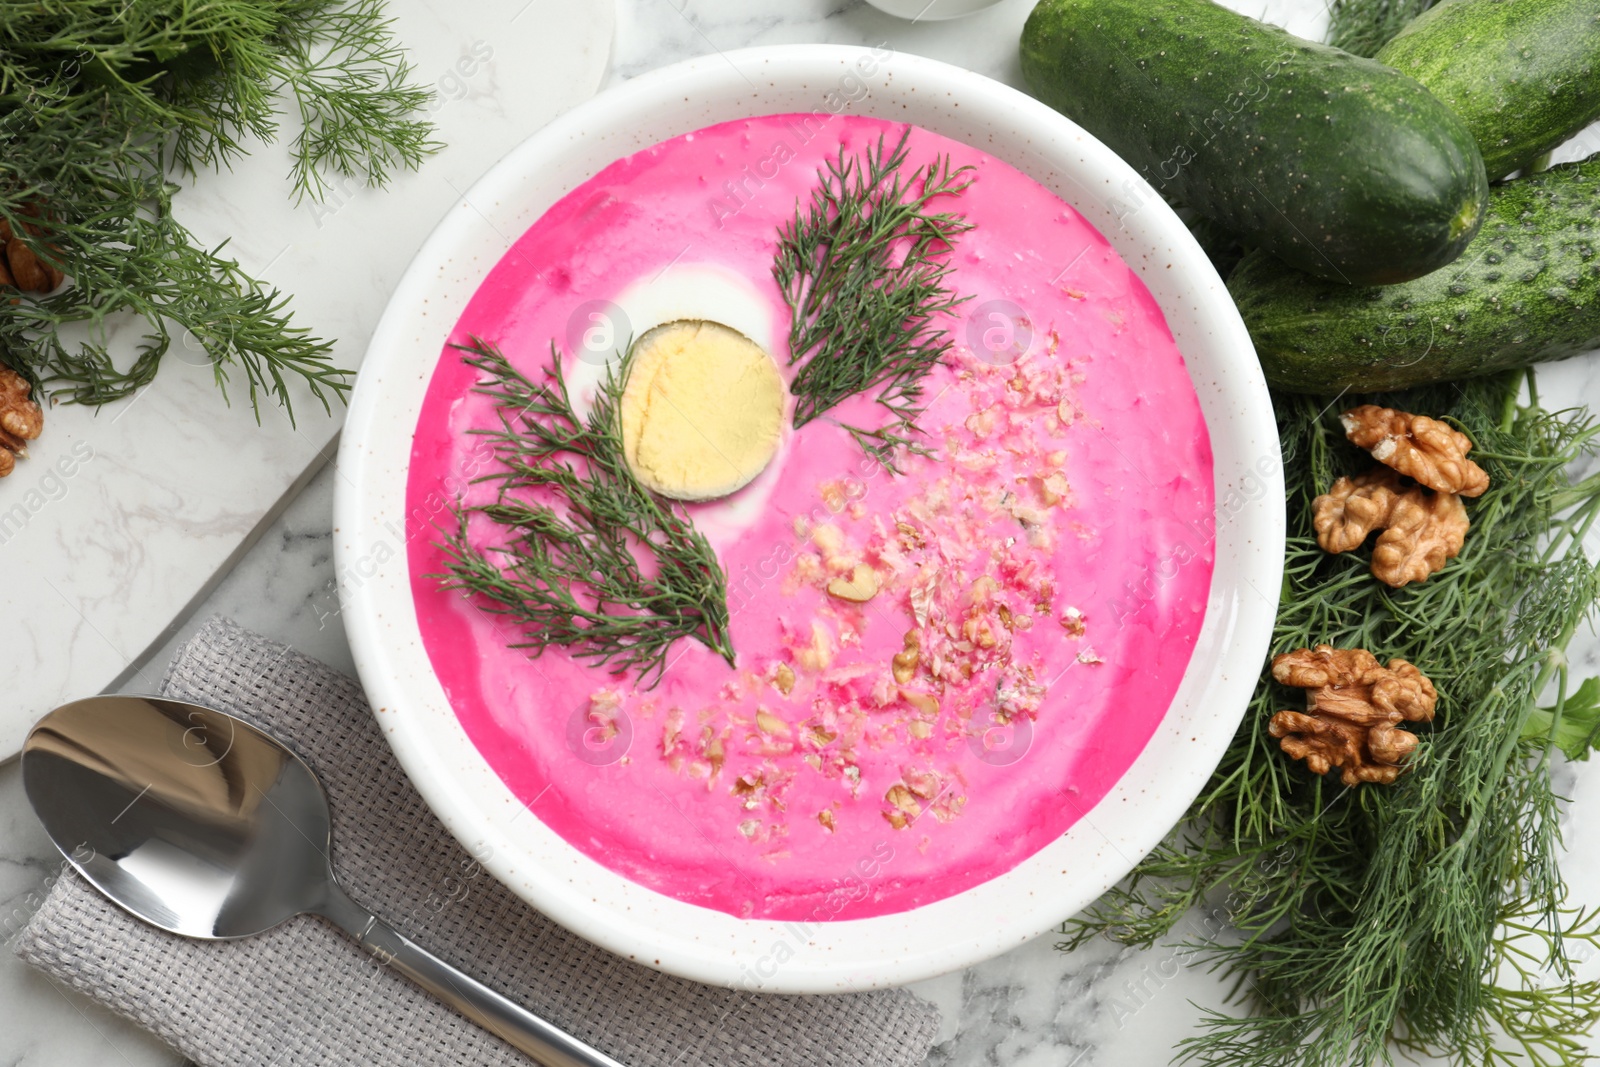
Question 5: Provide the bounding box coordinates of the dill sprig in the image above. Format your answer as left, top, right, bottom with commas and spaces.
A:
274, 0, 443, 201
0, 0, 440, 418
1062, 371, 1600, 1066
435, 338, 735, 688
775, 128, 974, 470
1326, 0, 1441, 57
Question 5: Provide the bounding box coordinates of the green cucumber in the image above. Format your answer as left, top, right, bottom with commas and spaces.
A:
1019, 0, 1489, 286
1327, 0, 1441, 58
1376, 0, 1600, 181
1230, 156, 1600, 394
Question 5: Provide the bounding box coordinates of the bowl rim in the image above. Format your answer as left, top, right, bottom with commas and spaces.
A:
335, 43, 1284, 993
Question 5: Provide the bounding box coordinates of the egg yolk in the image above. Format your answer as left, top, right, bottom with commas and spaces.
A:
619, 320, 786, 501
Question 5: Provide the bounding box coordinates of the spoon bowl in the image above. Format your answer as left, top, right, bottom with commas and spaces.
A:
23, 694, 625, 1067
23, 696, 333, 939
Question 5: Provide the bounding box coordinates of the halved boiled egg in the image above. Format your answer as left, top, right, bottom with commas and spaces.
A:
602, 263, 789, 502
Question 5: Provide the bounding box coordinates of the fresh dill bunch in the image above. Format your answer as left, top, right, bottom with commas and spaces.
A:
1326, 0, 1440, 57
1061, 371, 1600, 1067
0, 0, 439, 200
0, 0, 441, 418
435, 338, 735, 688
775, 128, 974, 470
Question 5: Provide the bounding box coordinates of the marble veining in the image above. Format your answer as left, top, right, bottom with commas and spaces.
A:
0, 0, 617, 759
5, 0, 1600, 1064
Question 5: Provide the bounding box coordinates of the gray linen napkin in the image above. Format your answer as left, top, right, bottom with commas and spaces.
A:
13, 616, 941, 1066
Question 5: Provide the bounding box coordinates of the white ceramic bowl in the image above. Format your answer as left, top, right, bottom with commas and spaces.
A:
335, 45, 1283, 993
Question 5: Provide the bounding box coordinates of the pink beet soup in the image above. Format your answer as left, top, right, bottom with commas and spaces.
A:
405, 114, 1215, 921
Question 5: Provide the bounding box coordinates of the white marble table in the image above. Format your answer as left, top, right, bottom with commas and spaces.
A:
5, 1, 1600, 1064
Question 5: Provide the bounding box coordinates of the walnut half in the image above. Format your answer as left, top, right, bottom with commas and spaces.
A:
1372, 486, 1468, 588
1312, 466, 1469, 587
1341, 405, 1489, 497
0, 216, 65, 295
1268, 645, 1436, 786
1313, 468, 1404, 554
0, 365, 43, 478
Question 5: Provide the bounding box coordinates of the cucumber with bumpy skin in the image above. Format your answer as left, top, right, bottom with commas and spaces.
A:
1230, 156, 1600, 394
1376, 0, 1600, 181
1019, 0, 1489, 285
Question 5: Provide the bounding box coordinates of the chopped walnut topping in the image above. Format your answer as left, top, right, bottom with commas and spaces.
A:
661, 711, 683, 759
1268, 645, 1436, 786
796, 621, 834, 672
755, 709, 790, 736
826, 563, 880, 603
1341, 405, 1489, 497
962, 612, 1000, 649
903, 767, 942, 799
891, 630, 921, 684
660, 723, 729, 780
811, 522, 845, 556
773, 663, 796, 695
895, 520, 925, 549
1059, 606, 1086, 637
817, 809, 836, 833
1038, 471, 1072, 507
964, 404, 1002, 438
929, 794, 968, 823
883, 783, 923, 829
900, 688, 939, 717
881, 767, 966, 827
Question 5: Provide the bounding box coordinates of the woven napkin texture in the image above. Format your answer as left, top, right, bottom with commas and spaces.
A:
13, 616, 942, 1067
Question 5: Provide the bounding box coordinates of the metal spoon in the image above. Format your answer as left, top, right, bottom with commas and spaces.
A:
22, 695, 625, 1067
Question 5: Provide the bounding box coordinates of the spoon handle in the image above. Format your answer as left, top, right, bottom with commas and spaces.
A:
318, 887, 628, 1067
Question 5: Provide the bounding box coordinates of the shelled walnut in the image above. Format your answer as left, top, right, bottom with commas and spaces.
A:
0, 216, 65, 295
1312, 405, 1486, 587
1268, 645, 1436, 786
1313, 468, 1404, 554
1372, 484, 1469, 587
0, 365, 42, 477
1341, 405, 1488, 497
1314, 468, 1469, 587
